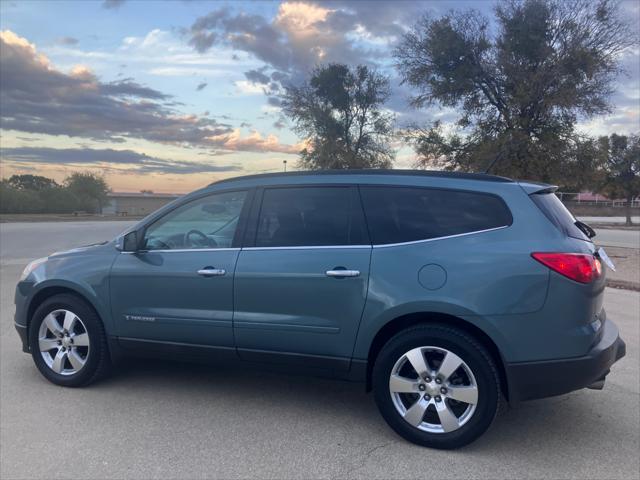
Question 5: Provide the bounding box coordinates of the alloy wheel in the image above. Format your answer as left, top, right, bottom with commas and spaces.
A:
38, 309, 90, 376
389, 346, 478, 433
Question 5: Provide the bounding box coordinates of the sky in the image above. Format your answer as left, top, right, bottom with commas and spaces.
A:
1, 0, 639, 193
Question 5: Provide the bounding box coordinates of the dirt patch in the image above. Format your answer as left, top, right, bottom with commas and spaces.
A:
603, 246, 639, 290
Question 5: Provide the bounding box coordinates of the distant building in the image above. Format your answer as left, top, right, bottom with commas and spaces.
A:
102, 192, 181, 216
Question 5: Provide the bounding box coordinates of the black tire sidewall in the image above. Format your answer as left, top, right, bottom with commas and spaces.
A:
28, 294, 106, 387
373, 325, 500, 449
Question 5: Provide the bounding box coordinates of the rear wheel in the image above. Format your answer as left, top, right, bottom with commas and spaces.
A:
28, 294, 110, 387
372, 324, 500, 449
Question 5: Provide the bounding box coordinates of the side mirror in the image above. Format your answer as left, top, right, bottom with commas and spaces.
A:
121, 231, 139, 252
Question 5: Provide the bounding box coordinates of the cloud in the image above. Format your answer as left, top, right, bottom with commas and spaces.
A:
0, 30, 229, 144
0, 147, 241, 175
0, 30, 298, 154
315, 1, 419, 40
186, 1, 420, 83
148, 66, 227, 76
244, 67, 271, 85
185, 1, 421, 117
103, 0, 125, 9
99, 77, 170, 99
208, 129, 303, 154
49, 29, 243, 71
56, 36, 79, 46
234, 80, 268, 95
196, 82, 208, 91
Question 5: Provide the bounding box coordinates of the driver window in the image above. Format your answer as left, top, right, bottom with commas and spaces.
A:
143, 190, 247, 250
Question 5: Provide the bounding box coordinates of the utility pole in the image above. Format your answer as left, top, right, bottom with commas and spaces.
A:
283, 160, 287, 172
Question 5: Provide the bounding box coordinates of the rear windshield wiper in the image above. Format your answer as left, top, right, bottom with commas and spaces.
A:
574, 220, 596, 239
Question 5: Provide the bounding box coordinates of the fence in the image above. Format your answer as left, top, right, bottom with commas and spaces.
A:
556, 192, 640, 208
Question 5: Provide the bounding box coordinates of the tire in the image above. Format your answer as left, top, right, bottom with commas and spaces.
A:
28, 293, 111, 387
372, 324, 500, 449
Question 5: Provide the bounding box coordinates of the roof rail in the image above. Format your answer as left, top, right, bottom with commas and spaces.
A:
209, 169, 513, 186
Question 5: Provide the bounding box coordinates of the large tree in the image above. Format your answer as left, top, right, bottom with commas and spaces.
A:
64, 172, 110, 214
7, 174, 59, 191
598, 134, 640, 225
395, 0, 633, 183
282, 63, 395, 170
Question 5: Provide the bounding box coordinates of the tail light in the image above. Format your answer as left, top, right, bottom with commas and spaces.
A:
531, 252, 602, 284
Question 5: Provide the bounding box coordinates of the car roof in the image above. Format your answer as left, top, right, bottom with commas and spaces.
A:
208, 169, 514, 187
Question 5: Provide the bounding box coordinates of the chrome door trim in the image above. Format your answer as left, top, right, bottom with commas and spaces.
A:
242, 245, 371, 251
121, 247, 241, 254
372, 225, 510, 249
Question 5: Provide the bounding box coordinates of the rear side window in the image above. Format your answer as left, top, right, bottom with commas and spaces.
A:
360, 186, 512, 245
255, 187, 367, 247
530, 193, 589, 241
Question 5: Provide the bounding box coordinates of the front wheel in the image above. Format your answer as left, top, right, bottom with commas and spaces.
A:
28, 294, 111, 387
372, 324, 501, 449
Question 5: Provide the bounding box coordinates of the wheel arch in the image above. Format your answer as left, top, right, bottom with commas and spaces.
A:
27, 284, 107, 337
365, 312, 510, 401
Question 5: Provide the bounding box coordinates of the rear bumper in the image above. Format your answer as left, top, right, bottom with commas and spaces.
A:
506, 319, 626, 402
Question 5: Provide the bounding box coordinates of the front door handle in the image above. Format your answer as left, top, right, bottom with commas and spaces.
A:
197, 267, 226, 277
326, 269, 360, 278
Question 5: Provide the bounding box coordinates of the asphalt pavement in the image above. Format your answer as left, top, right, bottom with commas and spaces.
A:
593, 228, 640, 249
0, 221, 638, 479
579, 216, 640, 224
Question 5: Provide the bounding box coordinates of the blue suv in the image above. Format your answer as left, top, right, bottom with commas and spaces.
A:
14, 170, 625, 449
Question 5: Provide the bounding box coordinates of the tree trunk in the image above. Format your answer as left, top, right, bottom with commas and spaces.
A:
626, 194, 633, 226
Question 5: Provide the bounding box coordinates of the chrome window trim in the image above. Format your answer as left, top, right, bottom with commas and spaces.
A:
119, 226, 508, 252
120, 247, 241, 254
242, 245, 371, 251
372, 225, 510, 249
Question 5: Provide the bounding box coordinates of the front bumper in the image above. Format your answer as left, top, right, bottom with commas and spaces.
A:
506, 319, 626, 402
15, 322, 29, 353
14, 280, 32, 353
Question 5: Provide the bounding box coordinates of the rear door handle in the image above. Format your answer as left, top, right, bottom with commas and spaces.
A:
197, 267, 226, 277
326, 269, 360, 278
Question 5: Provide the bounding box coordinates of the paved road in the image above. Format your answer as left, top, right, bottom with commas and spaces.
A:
1, 222, 639, 479
579, 216, 640, 224
593, 228, 640, 249
0, 221, 134, 265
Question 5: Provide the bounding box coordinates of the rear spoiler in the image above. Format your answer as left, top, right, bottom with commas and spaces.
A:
518, 181, 558, 195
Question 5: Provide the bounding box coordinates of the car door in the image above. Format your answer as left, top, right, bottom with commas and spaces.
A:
110, 189, 251, 353
233, 185, 372, 370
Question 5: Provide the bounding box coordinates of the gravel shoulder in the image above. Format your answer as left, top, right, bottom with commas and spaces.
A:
603, 247, 640, 291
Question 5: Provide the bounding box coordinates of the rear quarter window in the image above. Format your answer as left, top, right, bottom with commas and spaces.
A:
359, 186, 512, 245
530, 192, 589, 241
